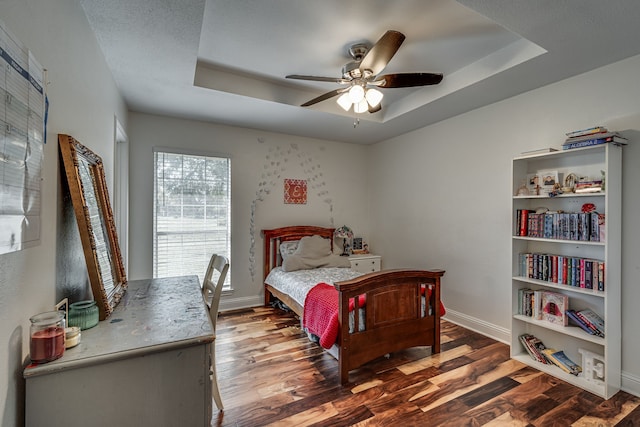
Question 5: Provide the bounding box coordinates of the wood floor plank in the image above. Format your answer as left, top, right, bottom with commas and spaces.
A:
397, 344, 473, 375
213, 308, 638, 426
573, 391, 640, 426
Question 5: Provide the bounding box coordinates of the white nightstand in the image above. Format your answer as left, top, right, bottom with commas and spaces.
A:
349, 254, 381, 273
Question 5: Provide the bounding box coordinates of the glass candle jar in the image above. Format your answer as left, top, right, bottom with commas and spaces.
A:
64, 326, 81, 348
30, 311, 66, 363
68, 300, 99, 330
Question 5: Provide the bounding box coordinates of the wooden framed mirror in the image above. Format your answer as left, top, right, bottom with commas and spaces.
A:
58, 134, 127, 320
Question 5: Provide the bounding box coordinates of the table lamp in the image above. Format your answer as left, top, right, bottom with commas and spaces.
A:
334, 225, 354, 256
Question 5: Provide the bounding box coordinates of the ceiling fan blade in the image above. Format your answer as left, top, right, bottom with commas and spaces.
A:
286, 75, 349, 84
373, 73, 443, 88
301, 88, 346, 107
359, 30, 405, 76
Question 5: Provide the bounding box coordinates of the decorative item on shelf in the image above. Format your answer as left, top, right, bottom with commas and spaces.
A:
516, 181, 530, 196
334, 225, 354, 256
67, 300, 100, 330
549, 182, 564, 197
579, 348, 605, 386
539, 170, 559, 196
351, 237, 363, 253
527, 173, 540, 195
563, 172, 577, 193
29, 311, 66, 364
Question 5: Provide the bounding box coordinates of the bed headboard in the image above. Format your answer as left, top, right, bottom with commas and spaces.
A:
262, 226, 335, 280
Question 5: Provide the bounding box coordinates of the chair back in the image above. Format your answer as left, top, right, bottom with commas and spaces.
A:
202, 254, 229, 332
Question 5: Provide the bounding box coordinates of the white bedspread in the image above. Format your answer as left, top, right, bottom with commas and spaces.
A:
264, 266, 363, 308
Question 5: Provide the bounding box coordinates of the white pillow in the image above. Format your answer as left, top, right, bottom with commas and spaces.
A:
279, 241, 299, 260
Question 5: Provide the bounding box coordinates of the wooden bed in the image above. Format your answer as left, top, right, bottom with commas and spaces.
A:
262, 225, 445, 384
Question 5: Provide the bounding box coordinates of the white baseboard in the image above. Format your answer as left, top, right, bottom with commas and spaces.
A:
443, 308, 511, 345
622, 371, 640, 397
218, 295, 264, 313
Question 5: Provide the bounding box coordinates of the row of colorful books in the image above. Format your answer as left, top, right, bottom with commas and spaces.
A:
519, 334, 582, 375
518, 252, 605, 291
563, 126, 628, 150
516, 210, 604, 242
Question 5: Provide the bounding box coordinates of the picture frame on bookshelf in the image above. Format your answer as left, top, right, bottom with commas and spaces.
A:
527, 173, 541, 195
539, 170, 559, 196
541, 291, 568, 326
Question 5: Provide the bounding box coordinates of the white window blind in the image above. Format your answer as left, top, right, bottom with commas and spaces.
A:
153, 150, 230, 288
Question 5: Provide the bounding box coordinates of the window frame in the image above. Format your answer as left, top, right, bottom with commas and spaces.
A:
152, 147, 231, 289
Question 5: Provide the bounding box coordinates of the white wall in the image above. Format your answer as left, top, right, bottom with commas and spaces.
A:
368, 54, 640, 396
0, 1, 127, 425
128, 112, 370, 310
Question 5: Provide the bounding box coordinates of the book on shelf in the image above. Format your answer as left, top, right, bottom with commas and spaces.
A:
542, 348, 582, 375
541, 291, 569, 326
562, 134, 628, 150
519, 252, 605, 289
574, 186, 603, 194
564, 130, 617, 143
566, 309, 601, 336
598, 214, 606, 242
565, 126, 608, 138
518, 288, 543, 319
521, 147, 559, 155
515, 210, 603, 243
519, 334, 550, 364
576, 308, 605, 337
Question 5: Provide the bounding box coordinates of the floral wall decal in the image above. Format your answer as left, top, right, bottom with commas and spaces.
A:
248, 140, 333, 280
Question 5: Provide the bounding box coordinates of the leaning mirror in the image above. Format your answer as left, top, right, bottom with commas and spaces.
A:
58, 134, 127, 320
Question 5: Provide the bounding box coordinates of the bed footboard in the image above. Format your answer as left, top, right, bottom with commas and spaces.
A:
334, 269, 445, 385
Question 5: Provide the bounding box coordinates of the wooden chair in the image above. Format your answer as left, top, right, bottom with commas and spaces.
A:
201, 254, 229, 411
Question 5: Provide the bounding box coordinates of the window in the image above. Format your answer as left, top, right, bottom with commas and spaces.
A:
153, 149, 230, 288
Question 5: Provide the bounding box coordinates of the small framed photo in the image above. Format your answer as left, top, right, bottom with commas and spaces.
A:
539, 170, 559, 195
351, 237, 369, 254
527, 173, 541, 195
352, 237, 363, 251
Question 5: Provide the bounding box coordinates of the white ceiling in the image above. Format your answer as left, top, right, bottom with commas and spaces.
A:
79, 0, 640, 144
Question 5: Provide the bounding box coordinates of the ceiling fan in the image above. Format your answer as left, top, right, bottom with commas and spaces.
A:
286, 30, 443, 114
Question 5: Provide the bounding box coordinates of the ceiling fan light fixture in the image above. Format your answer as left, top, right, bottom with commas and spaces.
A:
336, 93, 352, 111
365, 88, 383, 107
354, 99, 369, 114
348, 84, 365, 103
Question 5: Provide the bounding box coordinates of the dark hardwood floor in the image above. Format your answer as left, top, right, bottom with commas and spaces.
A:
213, 307, 640, 426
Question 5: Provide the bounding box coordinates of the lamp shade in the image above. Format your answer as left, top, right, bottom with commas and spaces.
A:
365, 88, 383, 107
334, 225, 354, 239
348, 85, 365, 103
336, 92, 352, 111
353, 99, 369, 114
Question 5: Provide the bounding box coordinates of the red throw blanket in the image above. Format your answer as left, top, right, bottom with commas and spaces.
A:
303, 283, 366, 349
302, 283, 446, 350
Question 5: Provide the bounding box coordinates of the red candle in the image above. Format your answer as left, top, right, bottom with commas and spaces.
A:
30, 327, 65, 363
